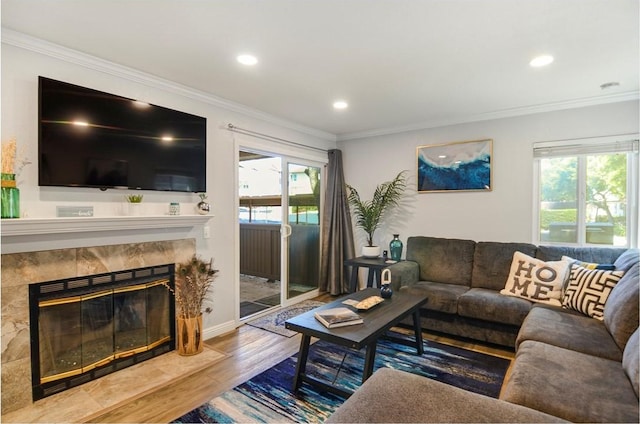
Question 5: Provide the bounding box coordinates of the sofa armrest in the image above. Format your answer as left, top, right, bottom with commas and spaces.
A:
326, 368, 565, 423
387, 260, 419, 291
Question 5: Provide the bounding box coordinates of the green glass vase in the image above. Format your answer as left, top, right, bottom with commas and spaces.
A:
1, 173, 20, 219
389, 234, 403, 261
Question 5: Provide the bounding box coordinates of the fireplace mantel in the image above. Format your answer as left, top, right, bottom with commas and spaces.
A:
1, 215, 211, 236
0, 215, 212, 254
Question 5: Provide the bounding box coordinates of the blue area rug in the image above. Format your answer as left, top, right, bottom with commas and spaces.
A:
173, 335, 510, 423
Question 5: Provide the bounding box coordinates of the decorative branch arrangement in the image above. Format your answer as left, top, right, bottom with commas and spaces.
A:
166, 255, 218, 319
1, 139, 16, 174
1, 138, 30, 175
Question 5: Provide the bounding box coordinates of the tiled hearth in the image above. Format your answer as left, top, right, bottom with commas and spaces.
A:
1, 239, 200, 417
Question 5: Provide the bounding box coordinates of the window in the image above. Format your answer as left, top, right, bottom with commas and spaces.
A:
534, 135, 639, 247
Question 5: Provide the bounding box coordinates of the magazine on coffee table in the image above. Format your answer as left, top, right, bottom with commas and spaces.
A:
314, 307, 363, 328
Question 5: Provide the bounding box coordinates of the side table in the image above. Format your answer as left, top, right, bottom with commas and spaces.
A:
344, 256, 398, 292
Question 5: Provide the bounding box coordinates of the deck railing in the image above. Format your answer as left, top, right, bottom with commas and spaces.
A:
239, 223, 319, 286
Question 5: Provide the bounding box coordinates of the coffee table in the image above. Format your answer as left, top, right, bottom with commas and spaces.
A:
284, 287, 428, 398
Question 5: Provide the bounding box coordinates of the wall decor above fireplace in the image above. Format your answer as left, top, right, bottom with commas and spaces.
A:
28, 264, 176, 401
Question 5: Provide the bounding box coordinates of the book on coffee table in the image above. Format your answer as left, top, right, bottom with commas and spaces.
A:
314, 307, 363, 328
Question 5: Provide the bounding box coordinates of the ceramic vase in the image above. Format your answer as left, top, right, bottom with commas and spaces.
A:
176, 314, 203, 356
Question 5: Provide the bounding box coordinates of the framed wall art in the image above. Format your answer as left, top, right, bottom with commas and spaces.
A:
417, 139, 492, 192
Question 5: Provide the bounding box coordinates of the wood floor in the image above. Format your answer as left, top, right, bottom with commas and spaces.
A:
88, 293, 515, 423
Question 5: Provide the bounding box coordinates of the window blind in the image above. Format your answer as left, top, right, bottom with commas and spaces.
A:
533, 135, 639, 158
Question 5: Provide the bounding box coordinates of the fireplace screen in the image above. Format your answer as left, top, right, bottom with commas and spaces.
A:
29, 264, 175, 400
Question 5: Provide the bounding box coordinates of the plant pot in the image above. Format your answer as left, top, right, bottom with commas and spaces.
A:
362, 245, 381, 258
127, 203, 142, 216
196, 200, 210, 215
176, 314, 203, 356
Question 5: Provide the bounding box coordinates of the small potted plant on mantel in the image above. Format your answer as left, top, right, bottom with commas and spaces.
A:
125, 194, 143, 216
165, 255, 218, 356
347, 171, 408, 258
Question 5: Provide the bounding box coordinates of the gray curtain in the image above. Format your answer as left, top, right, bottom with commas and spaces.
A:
320, 149, 355, 294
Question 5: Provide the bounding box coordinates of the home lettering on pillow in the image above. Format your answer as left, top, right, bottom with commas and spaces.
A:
500, 251, 571, 305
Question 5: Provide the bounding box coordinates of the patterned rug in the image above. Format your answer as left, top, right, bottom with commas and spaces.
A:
246, 300, 325, 337
173, 336, 510, 423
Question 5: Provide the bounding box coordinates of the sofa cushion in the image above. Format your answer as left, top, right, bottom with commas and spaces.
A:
500, 252, 570, 306
400, 281, 468, 314
516, 304, 623, 361
623, 328, 639, 398
406, 236, 476, 286
562, 264, 624, 320
327, 368, 566, 423
471, 242, 537, 290
536, 245, 626, 263
604, 261, 639, 351
613, 248, 640, 273
500, 340, 639, 423
458, 288, 532, 326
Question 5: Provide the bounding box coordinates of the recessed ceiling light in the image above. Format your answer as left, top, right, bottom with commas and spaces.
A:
161, 135, 174, 142
530, 55, 554, 67
237, 54, 258, 66
333, 101, 348, 109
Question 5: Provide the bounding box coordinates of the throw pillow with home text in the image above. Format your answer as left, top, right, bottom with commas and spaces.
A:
500, 251, 571, 305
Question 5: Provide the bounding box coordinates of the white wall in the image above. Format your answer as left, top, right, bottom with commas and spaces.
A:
1, 39, 335, 337
338, 101, 639, 252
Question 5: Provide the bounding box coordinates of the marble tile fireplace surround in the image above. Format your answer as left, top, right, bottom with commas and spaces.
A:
1, 236, 196, 415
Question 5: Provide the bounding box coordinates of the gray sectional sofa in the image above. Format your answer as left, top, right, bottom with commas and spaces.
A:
328, 236, 639, 423
387, 237, 630, 348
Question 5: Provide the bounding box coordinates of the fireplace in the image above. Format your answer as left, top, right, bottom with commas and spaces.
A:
28, 264, 176, 401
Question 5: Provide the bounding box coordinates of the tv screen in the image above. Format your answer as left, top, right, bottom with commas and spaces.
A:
38, 76, 207, 192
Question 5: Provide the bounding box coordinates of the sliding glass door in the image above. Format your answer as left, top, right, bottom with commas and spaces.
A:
238, 151, 322, 318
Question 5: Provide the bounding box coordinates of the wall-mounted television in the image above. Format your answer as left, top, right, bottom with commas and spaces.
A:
38, 76, 207, 192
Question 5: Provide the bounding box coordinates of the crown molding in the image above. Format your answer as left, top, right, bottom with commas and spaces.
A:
4, 28, 636, 144
337, 91, 640, 141
1, 28, 336, 142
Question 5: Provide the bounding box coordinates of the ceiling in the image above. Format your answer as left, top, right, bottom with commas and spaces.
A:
2, 0, 638, 140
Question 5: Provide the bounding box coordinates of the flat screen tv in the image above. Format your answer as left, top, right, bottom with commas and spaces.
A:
38, 76, 207, 192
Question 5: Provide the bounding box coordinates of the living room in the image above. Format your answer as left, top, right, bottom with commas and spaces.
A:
1, 1, 639, 422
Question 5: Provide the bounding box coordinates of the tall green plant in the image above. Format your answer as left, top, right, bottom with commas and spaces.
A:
347, 171, 407, 247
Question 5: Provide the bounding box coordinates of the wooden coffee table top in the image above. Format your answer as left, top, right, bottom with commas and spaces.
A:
285, 288, 427, 350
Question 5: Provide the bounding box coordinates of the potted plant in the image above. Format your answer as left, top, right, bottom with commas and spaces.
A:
347, 171, 407, 258
166, 255, 218, 355
125, 194, 144, 216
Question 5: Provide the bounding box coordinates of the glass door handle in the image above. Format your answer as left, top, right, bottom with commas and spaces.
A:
281, 224, 292, 238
